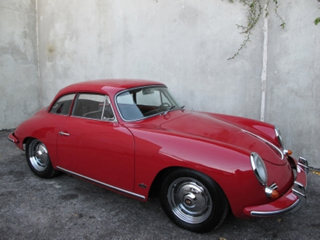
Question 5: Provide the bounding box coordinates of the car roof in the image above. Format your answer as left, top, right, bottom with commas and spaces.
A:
57, 79, 165, 96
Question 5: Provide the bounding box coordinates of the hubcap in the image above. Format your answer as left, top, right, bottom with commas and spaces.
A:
28, 140, 49, 171
167, 177, 212, 224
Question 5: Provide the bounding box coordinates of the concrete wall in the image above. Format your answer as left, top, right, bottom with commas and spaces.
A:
1, 0, 319, 166
267, 0, 320, 166
0, 0, 39, 129
37, 0, 263, 121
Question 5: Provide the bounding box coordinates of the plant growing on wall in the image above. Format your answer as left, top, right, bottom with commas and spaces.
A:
316, 0, 320, 25
227, 0, 285, 60
228, 0, 320, 59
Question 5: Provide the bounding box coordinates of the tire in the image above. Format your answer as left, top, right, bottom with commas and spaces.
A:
160, 169, 229, 232
25, 138, 58, 178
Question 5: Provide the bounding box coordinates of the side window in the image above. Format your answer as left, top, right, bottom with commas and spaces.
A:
72, 94, 115, 121
49, 94, 75, 115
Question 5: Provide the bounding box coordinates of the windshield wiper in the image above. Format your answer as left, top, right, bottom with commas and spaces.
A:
163, 105, 176, 115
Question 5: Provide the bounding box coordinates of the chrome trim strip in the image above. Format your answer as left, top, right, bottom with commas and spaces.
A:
292, 189, 306, 198
298, 157, 309, 174
56, 166, 145, 200
298, 162, 309, 169
294, 181, 304, 188
270, 183, 278, 190
59, 131, 70, 136
70, 114, 117, 123
293, 181, 306, 197
7, 136, 15, 143
250, 199, 301, 217
274, 127, 284, 148
8, 133, 19, 143
298, 163, 309, 175
241, 129, 284, 160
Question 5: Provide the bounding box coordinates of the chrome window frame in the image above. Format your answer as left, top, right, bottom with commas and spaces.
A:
71, 93, 117, 123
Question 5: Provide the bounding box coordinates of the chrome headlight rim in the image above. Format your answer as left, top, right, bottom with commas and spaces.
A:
250, 152, 268, 186
275, 127, 284, 148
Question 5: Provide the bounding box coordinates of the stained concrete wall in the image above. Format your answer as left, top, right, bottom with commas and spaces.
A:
37, 0, 263, 121
1, 0, 319, 167
0, 0, 39, 129
267, 0, 320, 166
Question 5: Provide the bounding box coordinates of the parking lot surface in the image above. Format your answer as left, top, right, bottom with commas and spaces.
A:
0, 130, 319, 240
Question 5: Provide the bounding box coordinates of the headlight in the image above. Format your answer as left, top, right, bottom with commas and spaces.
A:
275, 127, 284, 148
250, 152, 268, 186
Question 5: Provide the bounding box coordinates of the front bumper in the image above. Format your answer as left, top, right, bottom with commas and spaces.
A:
243, 157, 308, 217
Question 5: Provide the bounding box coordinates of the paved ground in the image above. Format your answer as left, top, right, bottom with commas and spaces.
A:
0, 130, 319, 240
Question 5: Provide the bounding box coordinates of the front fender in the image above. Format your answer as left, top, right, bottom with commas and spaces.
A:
130, 127, 266, 216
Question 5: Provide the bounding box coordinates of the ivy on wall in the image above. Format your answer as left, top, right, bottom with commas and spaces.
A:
227, 0, 319, 59
227, 0, 284, 60
317, 0, 320, 25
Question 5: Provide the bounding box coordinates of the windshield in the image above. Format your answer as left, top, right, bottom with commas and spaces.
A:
116, 86, 181, 121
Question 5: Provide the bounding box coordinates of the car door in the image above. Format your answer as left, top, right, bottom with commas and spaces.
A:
57, 93, 135, 191
43, 93, 76, 164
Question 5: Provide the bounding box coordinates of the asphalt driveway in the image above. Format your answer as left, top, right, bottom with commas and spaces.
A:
0, 130, 319, 240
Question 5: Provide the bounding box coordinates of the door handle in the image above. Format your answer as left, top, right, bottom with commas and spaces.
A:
59, 131, 70, 136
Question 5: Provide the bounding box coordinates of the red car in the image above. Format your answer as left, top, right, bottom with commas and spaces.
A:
8, 79, 309, 232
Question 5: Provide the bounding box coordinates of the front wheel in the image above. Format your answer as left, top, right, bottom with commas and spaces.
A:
160, 169, 229, 232
26, 138, 58, 178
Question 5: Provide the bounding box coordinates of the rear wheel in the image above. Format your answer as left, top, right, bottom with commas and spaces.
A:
26, 138, 58, 178
160, 169, 228, 232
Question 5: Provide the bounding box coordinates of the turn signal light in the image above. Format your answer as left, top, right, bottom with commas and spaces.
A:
270, 190, 280, 199
284, 149, 292, 155
265, 184, 280, 199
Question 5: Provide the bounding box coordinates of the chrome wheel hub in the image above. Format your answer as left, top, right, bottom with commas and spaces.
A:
28, 140, 49, 171
168, 177, 212, 224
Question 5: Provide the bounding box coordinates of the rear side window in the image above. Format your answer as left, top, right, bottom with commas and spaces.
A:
49, 94, 75, 115
72, 94, 114, 120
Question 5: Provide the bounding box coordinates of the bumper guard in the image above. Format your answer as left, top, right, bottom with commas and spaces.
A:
244, 157, 309, 217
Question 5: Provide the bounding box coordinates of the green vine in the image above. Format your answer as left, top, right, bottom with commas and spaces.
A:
227, 0, 285, 60
317, 0, 320, 25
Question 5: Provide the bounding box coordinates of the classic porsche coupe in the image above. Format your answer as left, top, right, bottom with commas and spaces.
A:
8, 79, 309, 232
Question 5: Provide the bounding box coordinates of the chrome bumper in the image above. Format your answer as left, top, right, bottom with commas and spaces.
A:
244, 157, 309, 217
298, 157, 309, 174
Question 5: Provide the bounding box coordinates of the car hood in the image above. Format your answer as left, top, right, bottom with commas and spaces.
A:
160, 112, 285, 165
